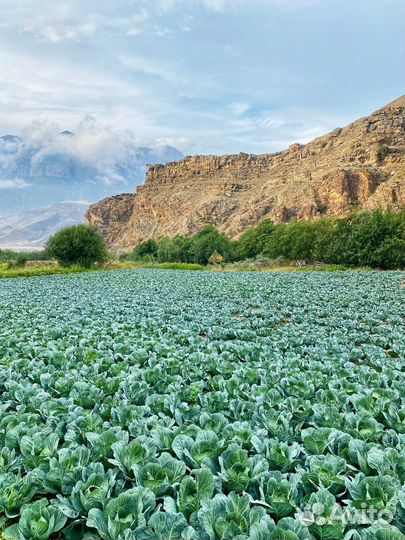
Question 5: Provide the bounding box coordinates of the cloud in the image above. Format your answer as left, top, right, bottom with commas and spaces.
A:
0, 0, 400, 157
0, 49, 147, 129
156, 136, 193, 153
7, 0, 315, 44
0, 179, 31, 189
0, 46, 350, 157
230, 102, 251, 116
21, 119, 138, 178
1, 117, 183, 187
1, 2, 99, 43
23, 19, 97, 44
150, 0, 317, 13
119, 55, 187, 86
109, 10, 149, 37
2, 2, 153, 42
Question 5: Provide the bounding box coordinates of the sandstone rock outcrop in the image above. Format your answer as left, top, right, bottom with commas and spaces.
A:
86, 97, 405, 250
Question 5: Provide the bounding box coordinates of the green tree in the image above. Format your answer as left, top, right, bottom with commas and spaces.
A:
15, 253, 29, 267
129, 239, 158, 261
236, 220, 275, 259
313, 209, 405, 268
276, 220, 320, 260
262, 224, 287, 259
46, 225, 108, 268
372, 237, 405, 269
189, 226, 234, 265
123, 209, 405, 270
156, 236, 193, 262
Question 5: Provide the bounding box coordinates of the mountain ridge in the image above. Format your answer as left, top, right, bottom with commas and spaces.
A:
86, 97, 405, 251
0, 131, 182, 216
0, 130, 182, 247
0, 201, 90, 250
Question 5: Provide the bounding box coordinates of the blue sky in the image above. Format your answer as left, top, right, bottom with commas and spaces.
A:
0, 0, 403, 154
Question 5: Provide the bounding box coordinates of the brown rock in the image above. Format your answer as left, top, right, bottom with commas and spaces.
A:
86, 97, 405, 250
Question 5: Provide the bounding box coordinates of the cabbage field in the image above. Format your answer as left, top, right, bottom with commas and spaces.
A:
0, 269, 404, 540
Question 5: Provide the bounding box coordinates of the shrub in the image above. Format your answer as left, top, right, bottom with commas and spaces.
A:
46, 225, 108, 268
0, 250, 47, 263
208, 250, 224, 265
377, 144, 390, 160
125, 209, 405, 270
189, 226, 234, 265
146, 262, 205, 271
370, 236, 405, 269
236, 220, 275, 259
129, 239, 158, 260
156, 236, 193, 263
5, 253, 30, 269
15, 253, 29, 267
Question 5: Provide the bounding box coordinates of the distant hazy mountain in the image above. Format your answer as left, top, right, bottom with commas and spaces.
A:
0, 127, 182, 248
0, 132, 182, 216
0, 201, 90, 250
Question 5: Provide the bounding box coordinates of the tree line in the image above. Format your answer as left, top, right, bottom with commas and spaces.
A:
125, 209, 405, 269
3, 209, 402, 270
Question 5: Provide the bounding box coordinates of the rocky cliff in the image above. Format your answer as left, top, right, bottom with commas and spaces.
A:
86, 97, 405, 250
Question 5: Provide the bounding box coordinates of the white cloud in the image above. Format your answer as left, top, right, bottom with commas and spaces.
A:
0, 0, 398, 157
230, 102, 251, 116
151, 0, 316, 12
1, 2, 100, 43
22, 18, 98, 44
156, 136, 193, 152
0, 179, 31, 189
1, 117, 184, 186
119, 55, 187, 86
0, 0, 317, 43
0, 50, 148, 130
2, 2, 153, 42
0, 46, 347, 157
107, 10, 149, 37
21, 118, 137, 169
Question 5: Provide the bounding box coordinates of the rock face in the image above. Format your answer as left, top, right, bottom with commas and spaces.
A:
86, 97, 405, 250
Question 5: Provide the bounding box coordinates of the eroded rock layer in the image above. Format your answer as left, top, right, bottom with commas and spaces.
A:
86, 97, 405, 250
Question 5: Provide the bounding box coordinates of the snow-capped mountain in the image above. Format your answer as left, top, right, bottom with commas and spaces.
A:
0, 124, 182, 248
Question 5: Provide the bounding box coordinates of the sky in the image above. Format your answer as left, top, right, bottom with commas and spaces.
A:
0, 0, 403, 155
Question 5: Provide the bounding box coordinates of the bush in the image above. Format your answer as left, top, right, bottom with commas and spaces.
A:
128, 239, 158, 260
0, 250, 47, 263
377, 144, 390, 160
5, 254, 29, 269
156, 236, 193, 263
371, 237, 405, 270
313, 209, 405, 268
263, 220, 321, 260
208, 250, 224, 265
189, 226, 235, 265
236, 220, 275, 259
46, 225, 108, 268
15, 253, 29, 267
125, 209, 405, 270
